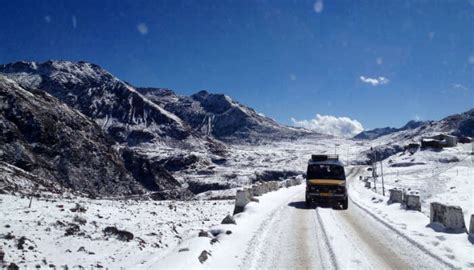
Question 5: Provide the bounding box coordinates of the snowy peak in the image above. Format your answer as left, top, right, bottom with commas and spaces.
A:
354, 120, 428, 140
141, 88, 309, 142
0, 60, 115, 90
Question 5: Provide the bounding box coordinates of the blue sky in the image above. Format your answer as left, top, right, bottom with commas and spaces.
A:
0, 0, 473, 131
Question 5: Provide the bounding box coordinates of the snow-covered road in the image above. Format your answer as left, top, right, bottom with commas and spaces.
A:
239, 168, 454, 270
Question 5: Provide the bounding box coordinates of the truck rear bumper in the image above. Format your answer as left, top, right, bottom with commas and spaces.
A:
306, 192, 346, 201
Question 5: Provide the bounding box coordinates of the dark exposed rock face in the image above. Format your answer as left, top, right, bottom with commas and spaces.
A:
0, 75, 144, 195
155, 154, 200, 172
120, 148, 180, 191
187, 181, 231, 195
446, 109, 474, 137
254, 170, 302, 182
103, 226, 134, 241
140, 88, 310, 142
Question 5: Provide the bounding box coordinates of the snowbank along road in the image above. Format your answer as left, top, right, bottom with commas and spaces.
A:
239, 167, 456, 270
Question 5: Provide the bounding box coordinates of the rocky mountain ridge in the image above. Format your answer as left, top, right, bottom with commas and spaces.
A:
354, 120, 427, 140
140, 87, 310, 143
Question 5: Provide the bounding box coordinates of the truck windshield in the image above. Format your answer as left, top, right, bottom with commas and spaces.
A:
307, 164, 345, 180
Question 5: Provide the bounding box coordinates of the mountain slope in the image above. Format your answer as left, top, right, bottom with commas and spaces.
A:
140, 88, 310, 142
0, 61, 209, 149
355, 108, 474, 163
354, 120, 426, 140
0, 75, 148, 196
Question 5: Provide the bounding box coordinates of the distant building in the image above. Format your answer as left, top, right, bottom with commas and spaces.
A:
406, 142, 420, 154
421, 134, 457, 148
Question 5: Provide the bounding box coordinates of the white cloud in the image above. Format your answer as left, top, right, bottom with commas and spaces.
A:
359, 76, 389, 86
289, 74, 297, 81
428, 31, 435, 40
44, 15, 51, 23
313, 0, 324, 13
469, 55, 474, 64
291, 114, 364, 138
137, 23, 148, 35
72, 15, 77, 29
452, 84, 469, 91
376, 57, 383, 65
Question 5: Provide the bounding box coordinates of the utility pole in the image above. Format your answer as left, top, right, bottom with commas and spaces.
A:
380, 159, 385, 196
347, 148, 350, 165
371, 146, 377, 192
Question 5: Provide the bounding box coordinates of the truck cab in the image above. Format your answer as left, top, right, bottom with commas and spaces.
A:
305, 154, 348, 209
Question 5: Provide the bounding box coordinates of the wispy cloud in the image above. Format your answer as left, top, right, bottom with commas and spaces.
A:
359, 76, 389, 86
72, 15, 77, 29
291, 114, 364, 138
452, 84, 469, 91
313, 0, 324, 13
137, 23, 148, 35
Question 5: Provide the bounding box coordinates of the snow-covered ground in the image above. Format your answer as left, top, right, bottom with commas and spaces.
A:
0, 194, 233, 269
350, 167, 474, 268
1, 137, 472, 269
147, 166, 474, 269
365, 142, 473, 224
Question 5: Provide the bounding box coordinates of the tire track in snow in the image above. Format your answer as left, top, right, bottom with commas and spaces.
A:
239, 192, 303, 270
314, 208, 339, 270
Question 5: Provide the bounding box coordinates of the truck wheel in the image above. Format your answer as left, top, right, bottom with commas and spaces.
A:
342, 197, 348, 210
305, 197, 311, 208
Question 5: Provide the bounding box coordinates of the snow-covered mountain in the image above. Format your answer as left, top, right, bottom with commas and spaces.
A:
354, 120, 427, 140
0, 60, 314, 198
140, 87, 310, 142
0, 61, 222, 151
355, 108, 474, 163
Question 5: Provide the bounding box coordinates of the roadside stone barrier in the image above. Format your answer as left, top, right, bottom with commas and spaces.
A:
252, 183, 262, 197
388, 188, 403, 204
233, 189, 252, 215
268, 181, 279, 192
233, 178, 302, 215
430, 202, 466, 233
364, 181, 371, 189
469, 215, 474, 235
403, 190, 421, 211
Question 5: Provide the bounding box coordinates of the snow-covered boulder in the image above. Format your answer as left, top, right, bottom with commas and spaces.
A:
430, 202, 466, 233
221, 215, 236, 225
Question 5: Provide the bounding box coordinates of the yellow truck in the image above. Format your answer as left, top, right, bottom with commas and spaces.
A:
305, 154, 348, 209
